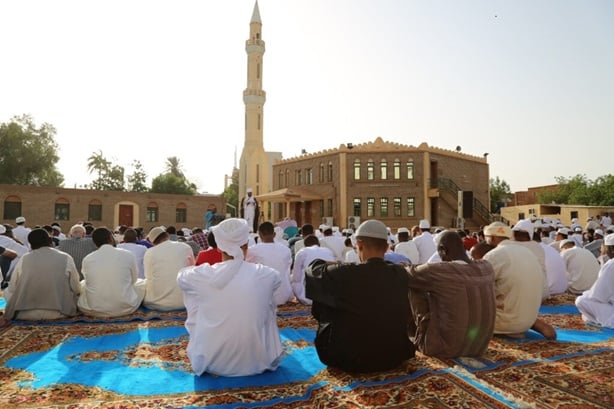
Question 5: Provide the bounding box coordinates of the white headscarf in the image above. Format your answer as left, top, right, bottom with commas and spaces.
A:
212, 218, 250, 261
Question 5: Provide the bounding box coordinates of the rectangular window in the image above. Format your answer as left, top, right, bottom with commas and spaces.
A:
380, 197, 389, 217
367, 197, 375, 217
147, 207, 159, 222
327, 199, 333, 217
88, 204, 102, 221
3, 202, 21, 220
393, 197, 401, 217
256, 164, 260, 183
327, 163, 333, 182
407, 161, 415, 179
54, 204, 70, 221
176, 208, 187, 223
306, 168, 313, 184
406, 197, 415, 217
319, 200, 324, 218
354, 162, 361, 180
380, 161, 388, 180
295, 170, 302, 185
319, 164, 324, 183
367, 162, 374, 180
353, 198, 361, 217
393, 161, 401, 179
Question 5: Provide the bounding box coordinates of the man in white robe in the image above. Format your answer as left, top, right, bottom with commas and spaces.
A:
575, 234, 614, 328
540, 241, 568, 295
177, 218, 283, 377
240, 188, 259, 233
246, 221, 293, 305
78, 227, 146, 317
118, 228, 148, 279
413, 220, 437, 264
394, 227, 419, 265
512, 219, 549, 300
144, 226, 195, 310
559, 240, 600, 294
291, 236, 335, 305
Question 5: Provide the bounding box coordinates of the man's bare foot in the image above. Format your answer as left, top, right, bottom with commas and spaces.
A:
532, 318, 557, 340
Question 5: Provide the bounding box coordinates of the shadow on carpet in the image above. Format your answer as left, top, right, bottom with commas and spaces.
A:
1, 295, 613, 408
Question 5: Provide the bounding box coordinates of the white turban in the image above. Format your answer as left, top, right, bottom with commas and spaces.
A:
483, 222, 513, 239
211, 218, 250, 260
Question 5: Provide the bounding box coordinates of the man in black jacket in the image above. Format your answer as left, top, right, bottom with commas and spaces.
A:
306, 219, 414, 372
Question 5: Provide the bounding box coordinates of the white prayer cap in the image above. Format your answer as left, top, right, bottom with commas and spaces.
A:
0, 225, 6, 234
557, 227, 570, 236
419, 219, 430, 229
212, 218, 250, 260
397, 227, 410, 234
605, 233, 614, 246
512, 219, 534, 235
574, 227, 582, 232
594, 229, 604, 237
607, 225, 614, 234
246, 187, 253, 193
483, 222, 512, 239
355, 219, 388, 240
559, 239, 575, 249
147, 226, 167, 242
16, 216, 26, 224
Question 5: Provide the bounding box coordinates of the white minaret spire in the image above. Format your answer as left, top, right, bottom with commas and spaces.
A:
239, 0, 268, 198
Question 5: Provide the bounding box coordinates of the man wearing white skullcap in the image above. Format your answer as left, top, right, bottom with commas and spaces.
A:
575, 234, 614, 329
240, 188, 260, 233
177, 218, 283, 377
482, 222, 556, 340
413, 219, 437, 264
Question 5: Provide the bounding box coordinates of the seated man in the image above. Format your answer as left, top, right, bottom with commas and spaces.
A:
3, 228, 81, 322
0, 245, 18, 289
306, 219, 414, 372
144, 226, 195, 310
78, 227, 146, 317
559, 239, 600, 294
406, 231, 495, 358
292, 235, 335, 305
58, 223, 98, 280
177, 218, 283, 377
482, 222, 556, 339
575, 233, 614, 328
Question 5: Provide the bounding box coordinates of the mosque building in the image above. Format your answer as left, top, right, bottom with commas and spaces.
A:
239, 2, 491, 230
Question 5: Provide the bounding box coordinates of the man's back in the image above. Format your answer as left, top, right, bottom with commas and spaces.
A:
177, 260, 282, 376
540, 242, 568, 295
394, 240, 419, 264
306, 258, 413, 372
58, 237, 98, 278
247, 241, 293, 305
118, 242, 147, 279
562, 247, 600, 294
144, 240, 194, 310
292, 245, 334, 305
413, 232, 437, 264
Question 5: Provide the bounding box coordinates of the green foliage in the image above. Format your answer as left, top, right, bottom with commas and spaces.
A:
87, 150, 125, 191
223, 168, 239, 217
127, 160, 149, 192
538, 174, 614, 206
489, 176, 512, 213
0, 114, 64, 186
150, 173, 197, 195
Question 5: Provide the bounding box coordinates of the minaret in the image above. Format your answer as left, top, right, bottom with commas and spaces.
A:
239, 1, 269, 198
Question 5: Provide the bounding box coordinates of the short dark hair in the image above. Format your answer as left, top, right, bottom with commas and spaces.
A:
166, 226, 177, 234
302, 224, 314, 235
123, 228, 137, 243
304, 235, 319, 247
28, 228, 52, 249
258, 221, 275, 236
92, 227, 112, 247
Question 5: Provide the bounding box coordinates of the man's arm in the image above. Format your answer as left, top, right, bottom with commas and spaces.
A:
305, 258, 338, 308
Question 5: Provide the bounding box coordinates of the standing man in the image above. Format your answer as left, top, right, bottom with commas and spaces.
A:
305, 219, 414, 372
13, 216, 31, 249
240, 188, 259, 233
413, 219, 437, 264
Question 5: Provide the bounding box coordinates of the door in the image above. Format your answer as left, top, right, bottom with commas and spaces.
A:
119, 204, 134, 227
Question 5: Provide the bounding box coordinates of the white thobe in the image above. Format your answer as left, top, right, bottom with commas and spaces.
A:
118, 242, 148, 279
575, 259, 614, 328
246, 242, 293, 305
320, 236, 346, 262
394, 241, 420, 265
413, 232, 437, 264
0, 236, 29, 277
243, 196, 257, 232
516, 241, 549, 300
484, 240, 543, 334
540, 242, 568, 295
291, 246, 335, 305
561, 247, 600, 294
12, 226, 31, 249
78, 244, 145, 317
144, 240, 195, 310
177, 259, 282, 377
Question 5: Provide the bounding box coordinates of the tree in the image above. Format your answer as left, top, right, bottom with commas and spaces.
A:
223, 168, 239, 217
539, 174, 614, 206
489, 176, 512, 213
150, 156, 197, 195
127, 160, 148, 192
0, 114, 64, 186
86, 150, 125, 191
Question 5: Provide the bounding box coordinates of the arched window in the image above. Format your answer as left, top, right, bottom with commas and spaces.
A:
88, 199, 103, 221
407, 160, 415, 180
327, 162, 333, 182
367, 160, 374, 180
279, 170, 284, 188
147, 201, 159, 223
3, 195, 21, 220
380, 159, 388, 180
319, 163, 325, 183
393, 159, 401, 179
176, 202, 187, 223
54, 198, 70, 221
353, 159, 361, 180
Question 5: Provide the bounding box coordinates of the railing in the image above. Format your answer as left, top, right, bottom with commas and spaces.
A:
438, 177, 492, 223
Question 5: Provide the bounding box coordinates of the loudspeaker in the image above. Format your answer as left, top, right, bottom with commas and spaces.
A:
462, 191, 473, 218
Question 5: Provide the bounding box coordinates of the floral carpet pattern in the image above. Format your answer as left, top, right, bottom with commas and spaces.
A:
0, 294, 613, 409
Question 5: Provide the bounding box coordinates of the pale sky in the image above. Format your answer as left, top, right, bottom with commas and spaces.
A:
2, 0, 613, 195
